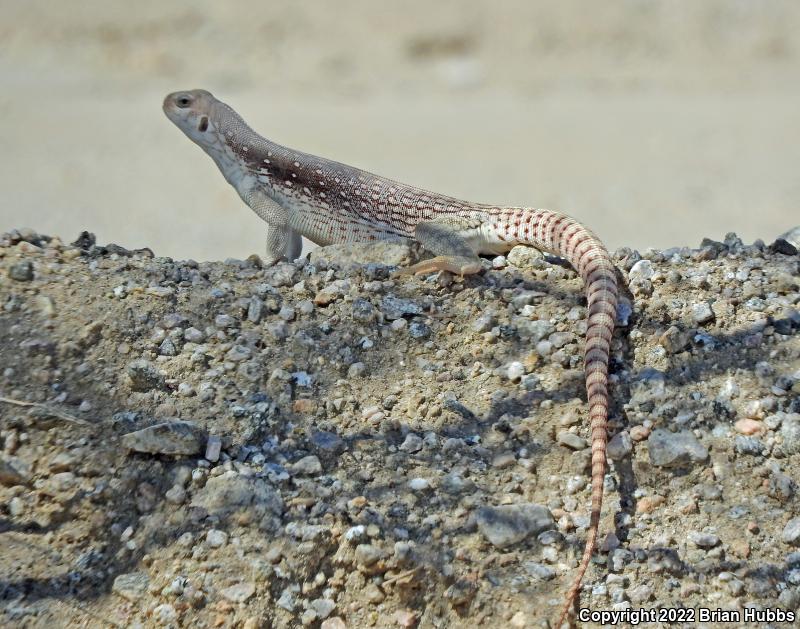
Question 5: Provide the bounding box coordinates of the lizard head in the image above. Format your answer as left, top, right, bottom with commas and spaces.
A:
163, 89, 219, 146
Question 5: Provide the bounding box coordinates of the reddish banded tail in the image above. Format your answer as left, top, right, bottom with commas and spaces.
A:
496, 209, 617, 627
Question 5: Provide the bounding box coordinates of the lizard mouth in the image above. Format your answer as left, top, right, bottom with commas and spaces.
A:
198, 116, 209, 133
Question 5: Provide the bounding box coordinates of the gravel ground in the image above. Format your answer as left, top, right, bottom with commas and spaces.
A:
0, 227, 799, 628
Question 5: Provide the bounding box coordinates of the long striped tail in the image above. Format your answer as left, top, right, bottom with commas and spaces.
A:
493, 208, 618, 627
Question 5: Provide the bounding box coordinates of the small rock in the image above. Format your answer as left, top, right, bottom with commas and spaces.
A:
220, 581, 256, 603
691, 302, 715, 325
734, 418, 763, 435
647, 429, 708, 467
777, 225, 800, 247
184, 326, 205, 343
321, 618, 347, 629
354, 544, 385, 567
126, 359, 165, 391
408, 478, 430, 491
310, 598, 336, 619
205, 435, 222, 462
783, 517, 800, 546
191, 474, 283, 518
628, 259, 654, 280
607, 431, 632, 460
735, 435, 765, 456
557, 431, 587, 450
472, 313, 495, 333
0, 459, 29, 486
380, 295, 424, 320
475, 503, 554, 549
164, 484, 186, 505
628, 584, 653, 603
522, 562, 555, 580
688, 531, 720, 548
636, 495, 666, 514
506, 361, 525, 381
408, 322, 431, 339
112, 572, 150, 601
291, 455, 322, 475
8, 260, 34, 281
399, 433, 424, 453
780, 415, 800, 454
206, 529, 228, 548
394, 609, 417, 628
152, 603, 178, 626
121, 420, 206, 456
347, 362, 366, 378
310, 430, 345, 453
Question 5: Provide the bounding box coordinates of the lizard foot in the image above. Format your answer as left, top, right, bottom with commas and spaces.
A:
393, 255, 482, 278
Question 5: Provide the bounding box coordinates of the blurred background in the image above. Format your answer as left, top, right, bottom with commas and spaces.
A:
0, 0, 797, 261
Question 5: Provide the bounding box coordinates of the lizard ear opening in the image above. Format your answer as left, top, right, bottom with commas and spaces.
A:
198, 116, 209, 133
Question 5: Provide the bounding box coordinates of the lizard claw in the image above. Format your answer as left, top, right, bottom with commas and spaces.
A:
393, 256, 482, 278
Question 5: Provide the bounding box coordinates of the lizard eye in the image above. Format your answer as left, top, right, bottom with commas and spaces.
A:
176, 95, 192, 108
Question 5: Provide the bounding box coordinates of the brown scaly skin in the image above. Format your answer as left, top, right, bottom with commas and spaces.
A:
164, 89, 618, 626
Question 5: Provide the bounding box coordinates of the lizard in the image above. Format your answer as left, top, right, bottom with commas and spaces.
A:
163, 89, 618, 627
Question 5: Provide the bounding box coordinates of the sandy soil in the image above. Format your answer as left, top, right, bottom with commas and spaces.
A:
1, 1, 799, 261
0, 229, 799, 628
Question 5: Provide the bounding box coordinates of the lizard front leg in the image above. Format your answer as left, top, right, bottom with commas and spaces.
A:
394, 217, 483, 277
245, 188, 302, 266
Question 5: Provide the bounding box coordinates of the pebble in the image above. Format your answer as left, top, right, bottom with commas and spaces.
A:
190, 474, 283, 519
399, 433, 423, 453
8, 260, 34, 281
354, 544, 385, 567
734, 418, 763, 435
735, 435, 765, 456
783, 517, 800, 546
628, 259, 654, 280
691, 301, 715, 324
310, 430, 345, 453
347, 362, 366, 377
408, 478, 430, 491
475, 503, 554, 548
0, 459, 29, 486
506, 361, 525, 381
152, 603, 178, 626
206, 529, 229, 548
310, 598, 336, 619
220, 581, 256, 603
688, 531, 720, 548
380, 295, 423, 319
126, 359, 165, 391
394, 609, 417, 628
164, 484, 186, 505
628, 584, 653, 603
121, 420, 207, 456
321, 619, 347, 629
184, 326, 205, 342
607, 431, 632, 460
112, 572, 150, 601
205, 435, 222, 462
408, 321, 431, 339
291, 455, 322, 475
557, 431, 588, 450
647, 429, 708, 467
522, 562, 555, 580
780, 415, 800, 454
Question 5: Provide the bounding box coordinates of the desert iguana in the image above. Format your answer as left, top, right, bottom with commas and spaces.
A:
164, 89, 618, 627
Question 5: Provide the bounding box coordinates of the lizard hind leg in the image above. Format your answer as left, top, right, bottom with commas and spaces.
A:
393, 217, 484, 278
